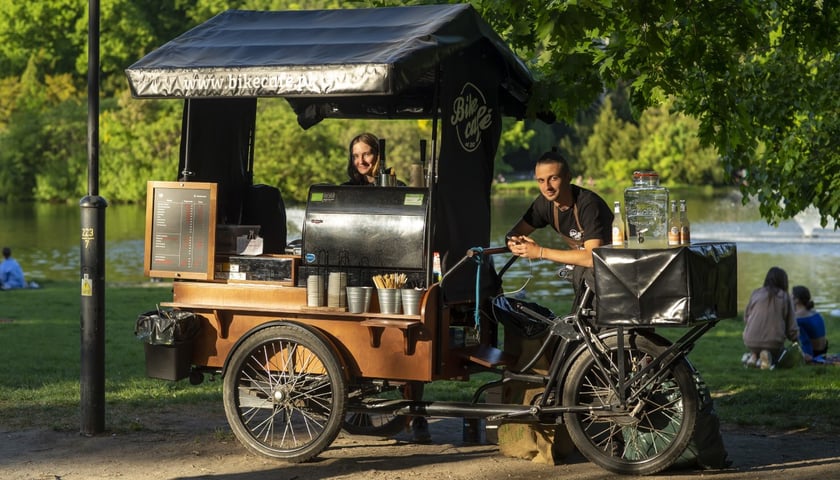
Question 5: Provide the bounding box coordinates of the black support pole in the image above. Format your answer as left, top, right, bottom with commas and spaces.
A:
80, 0, 107, 435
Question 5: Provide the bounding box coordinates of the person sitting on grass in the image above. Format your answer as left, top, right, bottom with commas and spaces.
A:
742, 266, 799, 369
793, 285, 828, 363
0, 247, 26, 290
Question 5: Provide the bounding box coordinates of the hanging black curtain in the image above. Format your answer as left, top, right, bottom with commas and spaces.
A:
178, 98, 257, 225
434, 41, 503, 303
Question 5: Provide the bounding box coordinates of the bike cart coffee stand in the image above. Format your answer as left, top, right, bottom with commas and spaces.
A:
126, 4, 737, 475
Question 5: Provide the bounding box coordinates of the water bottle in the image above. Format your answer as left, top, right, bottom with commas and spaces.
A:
624, 170, 669, 248
611, 201, 626, 248
679, 199, 691, 245
668, 200, 681, 246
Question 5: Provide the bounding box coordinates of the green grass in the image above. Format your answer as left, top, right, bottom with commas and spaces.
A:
2, 281, 839, 435
660, 317, 840, 434
0, 281, 222, 432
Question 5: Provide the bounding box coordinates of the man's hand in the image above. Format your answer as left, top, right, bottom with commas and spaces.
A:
507, 235, 540, 259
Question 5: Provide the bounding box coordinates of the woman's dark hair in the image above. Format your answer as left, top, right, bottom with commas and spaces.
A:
763, 266, 789, 294
346, 133, 380, 184
792, 285, 815, 310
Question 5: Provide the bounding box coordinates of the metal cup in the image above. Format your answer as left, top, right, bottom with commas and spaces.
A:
400, 288, 423, 315
409, 164, 424, 187
361, 286, 373, 313
377, 288, 401, 314
378, 173, 396, 187
346, 286, 367, 313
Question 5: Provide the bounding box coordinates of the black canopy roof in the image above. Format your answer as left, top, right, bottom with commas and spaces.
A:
125, 4, 533, 124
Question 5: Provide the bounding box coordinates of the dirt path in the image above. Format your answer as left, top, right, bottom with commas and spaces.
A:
3, 410, 839, 480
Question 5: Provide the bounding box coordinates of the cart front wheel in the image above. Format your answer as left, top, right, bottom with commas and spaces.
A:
223, 324, 346, 462
563, 333, 698, 475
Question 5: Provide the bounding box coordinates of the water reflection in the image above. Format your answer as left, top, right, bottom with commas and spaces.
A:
3, 191, 839, 316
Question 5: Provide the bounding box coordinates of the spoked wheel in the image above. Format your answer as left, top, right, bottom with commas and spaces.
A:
563, 333, 698, 475
343, 387, 406, 437
223, 324, 346, 463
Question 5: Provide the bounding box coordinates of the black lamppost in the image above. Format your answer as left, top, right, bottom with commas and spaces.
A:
80, 0, 107, 435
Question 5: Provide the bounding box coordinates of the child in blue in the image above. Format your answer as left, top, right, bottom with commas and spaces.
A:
792, 285, 828, 363
1, 247, 26, 290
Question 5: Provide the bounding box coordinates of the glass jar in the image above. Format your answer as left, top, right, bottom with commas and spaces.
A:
624, 170, 669, 248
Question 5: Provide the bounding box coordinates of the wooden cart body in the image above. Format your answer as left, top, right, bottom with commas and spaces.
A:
165, 280, 449, 382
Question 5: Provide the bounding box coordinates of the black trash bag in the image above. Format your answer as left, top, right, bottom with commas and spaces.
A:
681, 373, 732, 469
491, 296, 554, 338
135, 309, 200, 345
622, 370, 731, 470
671, 372, 732, 470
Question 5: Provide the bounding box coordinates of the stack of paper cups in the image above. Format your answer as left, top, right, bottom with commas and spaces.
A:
307, 275, 324, 307
327, 272, 347, 308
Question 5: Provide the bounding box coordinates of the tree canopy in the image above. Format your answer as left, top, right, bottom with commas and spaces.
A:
0, 0, 837, 228
464, 0, 840, 225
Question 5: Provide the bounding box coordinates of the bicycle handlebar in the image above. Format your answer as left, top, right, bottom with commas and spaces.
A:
439, 245, 511, 285
466, 246, 510, 257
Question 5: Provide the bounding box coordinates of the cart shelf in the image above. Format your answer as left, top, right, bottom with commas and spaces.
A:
359, 318, 422, 355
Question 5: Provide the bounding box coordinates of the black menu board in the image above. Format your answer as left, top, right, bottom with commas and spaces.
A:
144, 181, 217, 279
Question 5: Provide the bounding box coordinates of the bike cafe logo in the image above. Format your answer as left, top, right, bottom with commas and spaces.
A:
450, 82, 493, 152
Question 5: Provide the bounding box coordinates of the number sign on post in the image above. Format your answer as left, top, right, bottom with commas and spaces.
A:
144, 181, 217, 280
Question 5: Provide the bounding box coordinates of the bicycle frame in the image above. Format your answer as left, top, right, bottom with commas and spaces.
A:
357, 246, 715, 422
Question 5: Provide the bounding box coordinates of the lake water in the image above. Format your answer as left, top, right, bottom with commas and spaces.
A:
3, 189, 840, 317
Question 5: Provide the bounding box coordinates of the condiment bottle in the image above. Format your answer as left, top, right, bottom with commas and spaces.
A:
611, 201, 626, 248
679, 199, 691, 245
624, 170, 669, 248
668, 200, 681, 246
432, 251, 442, 283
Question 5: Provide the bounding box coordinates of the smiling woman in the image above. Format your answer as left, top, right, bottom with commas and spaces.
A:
344, 132, 382, 186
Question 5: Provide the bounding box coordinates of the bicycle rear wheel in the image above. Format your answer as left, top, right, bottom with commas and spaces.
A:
563, 333, 697, 475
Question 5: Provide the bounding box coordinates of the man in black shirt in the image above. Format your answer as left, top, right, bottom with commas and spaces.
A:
506, 150, 613, 304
